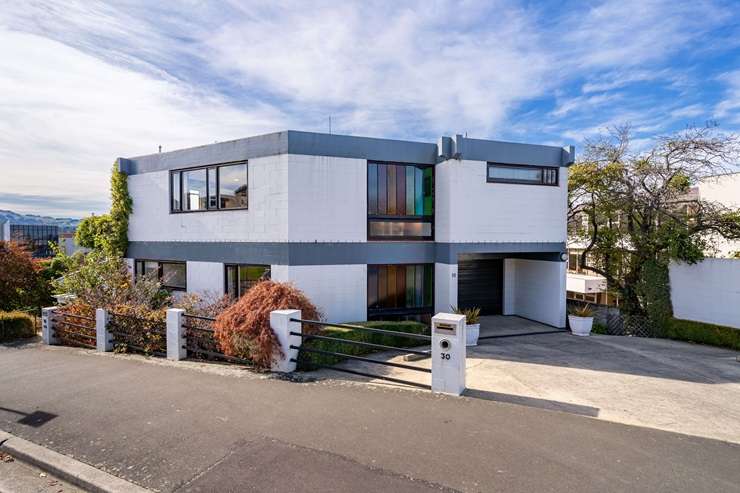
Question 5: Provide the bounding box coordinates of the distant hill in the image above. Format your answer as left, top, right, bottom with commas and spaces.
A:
0, 210, 81, 232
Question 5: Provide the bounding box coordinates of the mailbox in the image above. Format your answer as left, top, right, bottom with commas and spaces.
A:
431, 313, 466, 396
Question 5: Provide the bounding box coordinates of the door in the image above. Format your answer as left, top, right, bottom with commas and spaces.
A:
457, 258, 503, 315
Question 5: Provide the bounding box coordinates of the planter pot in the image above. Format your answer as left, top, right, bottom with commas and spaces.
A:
568, 315, 594, 336
466, 323, 480, 346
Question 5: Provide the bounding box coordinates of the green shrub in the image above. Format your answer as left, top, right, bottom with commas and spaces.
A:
0, 311, 36, 342
591, 322, 608, 335
299, 320, 429, 368
664, 318, 740, 351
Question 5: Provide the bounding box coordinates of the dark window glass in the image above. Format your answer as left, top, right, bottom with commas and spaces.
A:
225, 264, 270, 298
423, 167, 434, 216
387, 165, 396, 215
207, 168, 218, 209
183, 168, 207, 210
161, 262, 186, 290
378, 164, 387, 214
405, 166, 414, 214
368, 163, 378, 215
367, 264, 434, 320
171, 173, 181, 211
219, 163, 248, 209
414, 167, 423, 215
136, 260, 186, 290
9, 224, 58, 258
487, 163, 558, 186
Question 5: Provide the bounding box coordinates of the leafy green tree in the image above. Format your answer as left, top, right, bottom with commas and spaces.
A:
75, 163, 132, 255
569, 125, 740, 331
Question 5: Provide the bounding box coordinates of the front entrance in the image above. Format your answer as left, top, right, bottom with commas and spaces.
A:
458, 258, 503, 315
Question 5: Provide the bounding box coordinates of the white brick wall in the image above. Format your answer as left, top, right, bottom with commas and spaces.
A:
287, 154, 367, 242
435, 159, 568, 244
128, 154, 289, 242
434, 263, 458, 313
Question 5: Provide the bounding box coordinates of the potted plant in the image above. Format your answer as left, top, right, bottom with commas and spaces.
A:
568, 304, 595, 336
451, 306, 481, 346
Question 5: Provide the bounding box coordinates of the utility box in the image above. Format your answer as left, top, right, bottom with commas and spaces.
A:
431, 313, 466, 396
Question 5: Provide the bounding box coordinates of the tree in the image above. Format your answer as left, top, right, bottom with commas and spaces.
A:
75, 163, 132, 255
569, 125, 740, 330
0, 241, 44, 310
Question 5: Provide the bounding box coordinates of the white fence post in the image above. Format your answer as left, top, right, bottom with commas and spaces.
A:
41, 307, 58, 345
270, 309, 301, 373
166, 308, 186, 361
96, 308, 112, 352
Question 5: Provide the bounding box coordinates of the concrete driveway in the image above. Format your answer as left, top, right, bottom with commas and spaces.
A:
327, 315, 740, 444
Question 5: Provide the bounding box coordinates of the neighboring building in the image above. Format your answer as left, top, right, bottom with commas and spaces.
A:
696, 172, 740, 258
0, 221, 59, 258
121, 130, 574, 327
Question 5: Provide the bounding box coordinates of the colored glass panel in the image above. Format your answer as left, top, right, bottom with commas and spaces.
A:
405, 166, 415, 214
423, 167, 433, 216
378, 164, 387, 214
368, 163, 378, 215
387, 165, 396, 214
396, 165, 405, 217
414, 167, 423, 215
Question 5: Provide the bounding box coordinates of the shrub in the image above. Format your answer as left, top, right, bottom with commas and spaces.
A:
213, 281, 322, 369
591, 322, 608, 335
0, 311, 36, 342
0, 241, 46, 311
299, 320, 429, 368
664, 318, 740, 351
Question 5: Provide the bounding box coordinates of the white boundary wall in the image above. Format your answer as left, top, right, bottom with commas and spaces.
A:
670, 259, 740, 329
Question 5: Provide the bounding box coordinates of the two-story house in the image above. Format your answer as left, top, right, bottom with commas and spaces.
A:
119, 131, 573, 328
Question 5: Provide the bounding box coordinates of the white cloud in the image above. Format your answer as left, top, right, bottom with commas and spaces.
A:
0, 28, 287, 217
714, 70, 740, 123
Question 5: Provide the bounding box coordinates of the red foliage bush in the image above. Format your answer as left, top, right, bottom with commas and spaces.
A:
213, 281, 322, 369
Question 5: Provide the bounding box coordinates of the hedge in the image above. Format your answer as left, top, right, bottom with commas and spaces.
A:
298, 320, 429, 368
664, 318, 740, 351
0, 311, 36, 342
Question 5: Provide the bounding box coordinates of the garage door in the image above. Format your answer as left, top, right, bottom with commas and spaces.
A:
458, 258, 503, 315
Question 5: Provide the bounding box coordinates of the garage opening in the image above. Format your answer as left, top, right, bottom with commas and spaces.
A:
458, 258, 503, 315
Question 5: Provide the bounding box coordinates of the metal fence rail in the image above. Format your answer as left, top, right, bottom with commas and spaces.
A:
108, 312, 167, 357
51, 311, 96, 349
288, 318, 431, 389
182, 314, 252, 366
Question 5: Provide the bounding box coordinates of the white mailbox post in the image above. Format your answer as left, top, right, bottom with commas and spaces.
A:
431, 312, 466, 396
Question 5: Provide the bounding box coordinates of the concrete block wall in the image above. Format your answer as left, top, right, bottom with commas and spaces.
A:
287, 154, 366, 242
670, 259, 740, 329
127, 154, 290, 243
505, 259, 567, 328
435, 159, 568, 244
434, 263, 458, 313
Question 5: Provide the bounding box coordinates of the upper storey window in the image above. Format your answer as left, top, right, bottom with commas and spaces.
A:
487, 163, 558, 186
368, 162, 433, 241
170, 161, 248, 213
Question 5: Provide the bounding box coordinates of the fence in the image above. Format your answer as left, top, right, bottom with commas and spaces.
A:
108, 312, 167, 357
181, 314, 252, 365
567, 300, 654, 337
50, 310, 97, 348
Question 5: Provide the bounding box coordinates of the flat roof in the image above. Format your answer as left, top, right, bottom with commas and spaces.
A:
119, 130, 574, 175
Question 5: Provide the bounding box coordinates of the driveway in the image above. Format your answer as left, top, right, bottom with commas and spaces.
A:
327, 315, 740, 444
2, 340, 740, 492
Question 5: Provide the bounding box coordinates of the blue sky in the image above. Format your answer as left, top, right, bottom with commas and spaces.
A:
1, 0, 739, 217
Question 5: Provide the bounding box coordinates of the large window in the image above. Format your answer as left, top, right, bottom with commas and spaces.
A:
367, 264, 434, 320
225, 264, 270, 299
368, 162, 433, 240
170, 161, 248, 213
135, 260, 187, 291
487, 163, 558, 186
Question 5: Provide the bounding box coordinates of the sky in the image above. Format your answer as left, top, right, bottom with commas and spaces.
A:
0, 0, 739, 218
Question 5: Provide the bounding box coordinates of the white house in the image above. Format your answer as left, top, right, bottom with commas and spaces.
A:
120, 131, 573, 327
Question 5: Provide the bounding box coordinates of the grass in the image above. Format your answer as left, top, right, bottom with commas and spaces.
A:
664, 318, 740, 351
298, 320, 429, 368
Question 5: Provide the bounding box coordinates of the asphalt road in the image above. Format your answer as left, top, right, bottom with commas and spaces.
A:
1, 340, 739, 493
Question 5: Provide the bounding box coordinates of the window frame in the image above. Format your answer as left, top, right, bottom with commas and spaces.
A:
224, 263, 271, 299
367, 161, 435, 242
169, 160, 248, 214
486, 162, 559, 187
134, 259, 187, 291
